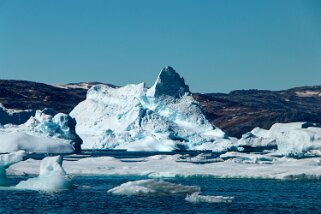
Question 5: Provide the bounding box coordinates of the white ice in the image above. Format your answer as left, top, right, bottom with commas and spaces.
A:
16, 156, 72, 191
238, 122, 321, 157
0, 151, 25, 185
0, 132, 74, 153
108, 179, 234, 202
108, 179, 200, 196
70, 66, 234, 151
0, 109, 82, 153
185, 192, 234, 203
8, 153, 321, 180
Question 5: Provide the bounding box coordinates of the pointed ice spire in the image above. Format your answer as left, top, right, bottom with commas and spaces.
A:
147, 66, 190, 98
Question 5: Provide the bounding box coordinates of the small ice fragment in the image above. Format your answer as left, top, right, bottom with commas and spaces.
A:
185, 192, 234, 203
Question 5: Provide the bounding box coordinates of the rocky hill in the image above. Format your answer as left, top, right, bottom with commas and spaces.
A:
1, 79, 321, 138
194, 86, 321, 137
0, 80, 115, 114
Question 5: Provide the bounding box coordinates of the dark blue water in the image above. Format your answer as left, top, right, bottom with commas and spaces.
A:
0, 176, 320, 213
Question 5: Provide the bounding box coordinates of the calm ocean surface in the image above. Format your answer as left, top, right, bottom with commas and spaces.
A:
0, 176, 320, 213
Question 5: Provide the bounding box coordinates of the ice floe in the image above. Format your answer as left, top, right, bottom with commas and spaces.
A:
108, 179, 234, 203
185, 192, 234, 203
108, 179, 200, 196
16, 156, 72, 191
8, 153, 321, 180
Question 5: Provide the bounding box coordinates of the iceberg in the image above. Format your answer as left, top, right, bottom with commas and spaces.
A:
107, 179, 200, 196
0, 109, 82, 153
16, 156, 72, 191
70, 66, 234, 151
108, 179, 234, 202
238, 122, 321, 157
0, 151, 25, 185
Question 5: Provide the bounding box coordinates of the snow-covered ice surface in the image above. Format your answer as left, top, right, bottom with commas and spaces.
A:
0, 109, 82, 153
70, 66, 233, 151
108, 179, 200, 196
7, 153, 321, 180
16, 156, 72, 191
237, 122, 321, 157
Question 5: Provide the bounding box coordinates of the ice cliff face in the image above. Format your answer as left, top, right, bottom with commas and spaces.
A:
70, 67, 234, 151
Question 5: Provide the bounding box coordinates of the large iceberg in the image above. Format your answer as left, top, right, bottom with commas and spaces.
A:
238, 122, 321, 157
0, 109, 82, 153
70, 66, 234, 151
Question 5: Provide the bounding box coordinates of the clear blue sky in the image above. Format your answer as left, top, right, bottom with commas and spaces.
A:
0, 0, 320, 93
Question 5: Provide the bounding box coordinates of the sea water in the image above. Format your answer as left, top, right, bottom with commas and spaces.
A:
0, 176, 320, 213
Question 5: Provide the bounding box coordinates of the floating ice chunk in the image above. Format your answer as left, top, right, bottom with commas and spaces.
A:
238, 122, 321, 157
185, 192, 234, 203
108, 179, 234, 202
0, 151, 25, 185
0, 109, 82, 154
25, 110, 82, 153
108, 179, 200, 196
16, 156, 72, 191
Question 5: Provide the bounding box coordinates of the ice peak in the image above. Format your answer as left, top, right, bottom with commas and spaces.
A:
161, 66, 176, 73
147, 66, 190, 98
